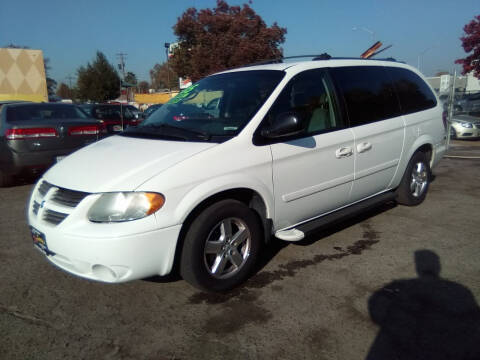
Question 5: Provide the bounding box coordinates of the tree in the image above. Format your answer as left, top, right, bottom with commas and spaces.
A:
76, 51, 120, 102
455, 15, 480, 79
137, 81, 150, 93
124, 71, 138, 86
149, 62, 178, 90
56, 82, 72, 99
170, 0, 287, 81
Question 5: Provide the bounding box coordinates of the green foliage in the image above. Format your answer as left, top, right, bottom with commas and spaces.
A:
56, 82, 72, 99
124, 72, 138, 86
170, 0, 287, 81
76, 51, 120, 102
149, 62, 178, 90
137, 81, 150, 93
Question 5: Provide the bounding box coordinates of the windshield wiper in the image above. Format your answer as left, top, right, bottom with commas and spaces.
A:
127, 124, 211, 141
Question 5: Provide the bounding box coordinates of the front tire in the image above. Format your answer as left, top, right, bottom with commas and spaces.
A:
396, 151, 431, 206
180, 199, 263, 292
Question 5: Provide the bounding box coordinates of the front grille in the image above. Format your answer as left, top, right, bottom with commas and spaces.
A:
43, 209, 69, 225
31, 180, 92, 227
38, 181, 53, 196
51, 188, 89, 207
32, 201, 40, 215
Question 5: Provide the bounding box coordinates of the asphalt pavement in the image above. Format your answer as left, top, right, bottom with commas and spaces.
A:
0, 152, 479, 359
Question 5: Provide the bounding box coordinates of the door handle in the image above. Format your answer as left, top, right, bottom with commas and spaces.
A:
335, 146, 353, 158
357, 142, 372, 153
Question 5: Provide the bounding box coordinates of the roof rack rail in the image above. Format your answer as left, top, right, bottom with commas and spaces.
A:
232, 54, 400, 71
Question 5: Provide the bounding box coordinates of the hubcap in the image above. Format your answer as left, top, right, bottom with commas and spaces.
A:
410, 161, 428, 198
203, 217, 251, 279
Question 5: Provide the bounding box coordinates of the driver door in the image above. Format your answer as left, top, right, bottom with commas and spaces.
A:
264, 69, 355, 230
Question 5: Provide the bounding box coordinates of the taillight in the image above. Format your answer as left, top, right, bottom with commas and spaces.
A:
68, 125, 100, 136
5, 128, 58, 140
442, 110, 448, 131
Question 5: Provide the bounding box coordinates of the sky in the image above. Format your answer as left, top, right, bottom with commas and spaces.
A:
1, 0, 479, 86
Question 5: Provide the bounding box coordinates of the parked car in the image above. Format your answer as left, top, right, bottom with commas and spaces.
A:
143, 104, 163, 118
78, 104, 141, 134
0, 103, 106, 186
124, 104, 145, 120
449, 114, 480, 139
454, 92, 480, 114
27, 58, 446, 292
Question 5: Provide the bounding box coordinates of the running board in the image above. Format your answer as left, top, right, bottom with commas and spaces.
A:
275, 191, 396, 241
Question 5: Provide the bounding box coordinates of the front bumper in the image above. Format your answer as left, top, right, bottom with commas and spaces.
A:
27, 179, 182, 283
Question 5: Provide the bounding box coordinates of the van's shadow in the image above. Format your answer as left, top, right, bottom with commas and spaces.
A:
366, 250, 480, 360
144, 201, 396, 285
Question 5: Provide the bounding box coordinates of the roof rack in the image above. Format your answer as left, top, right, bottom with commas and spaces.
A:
245, 54, 399, 66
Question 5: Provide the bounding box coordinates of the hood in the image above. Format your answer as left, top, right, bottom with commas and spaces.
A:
452, 115, 480, 123
44, 135, 217, 192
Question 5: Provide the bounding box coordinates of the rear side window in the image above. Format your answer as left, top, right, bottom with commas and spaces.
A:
387, 67, 437, 114
6, 105, 87, 121
330, 66, 401, 127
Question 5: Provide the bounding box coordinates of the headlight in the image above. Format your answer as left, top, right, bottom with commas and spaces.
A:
87, 192, 165, 222
461, 122, 473, 128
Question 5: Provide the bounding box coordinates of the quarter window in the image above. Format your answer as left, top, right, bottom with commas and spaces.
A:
387, 67, 437, 114
330, 66, 401, 127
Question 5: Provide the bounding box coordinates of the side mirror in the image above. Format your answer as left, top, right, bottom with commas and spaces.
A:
261, 112, 305, 139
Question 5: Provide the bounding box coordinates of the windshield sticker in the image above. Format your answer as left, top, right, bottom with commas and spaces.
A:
224, 126, 238, 131
168, 83, 200, 104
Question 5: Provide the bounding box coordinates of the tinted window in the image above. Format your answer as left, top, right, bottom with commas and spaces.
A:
6, 104, 87, 121
387, 67, 437, 114
262, 69, 343, 137
331, 66, 401, 126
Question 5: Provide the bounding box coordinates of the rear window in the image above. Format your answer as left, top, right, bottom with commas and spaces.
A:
330, 66, 401, 126
387, 67, 437, 114
6, 105, 88, 122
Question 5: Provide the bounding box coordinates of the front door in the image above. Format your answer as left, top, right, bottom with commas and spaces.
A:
261, 69, 355, 230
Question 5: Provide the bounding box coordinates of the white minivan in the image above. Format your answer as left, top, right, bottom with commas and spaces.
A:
27, 58, 447, 291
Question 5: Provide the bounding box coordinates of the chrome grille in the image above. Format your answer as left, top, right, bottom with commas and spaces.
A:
51, 188, 89, 207
43, 209, 69, 225
31, 180, 91, 227
32, 201, 40, 215
38, 181, 53, 196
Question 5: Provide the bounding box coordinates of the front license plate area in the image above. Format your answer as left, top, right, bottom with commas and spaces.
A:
31, 227, 54, 256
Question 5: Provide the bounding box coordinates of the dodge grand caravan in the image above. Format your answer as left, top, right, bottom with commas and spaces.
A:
27, 58, 447, 292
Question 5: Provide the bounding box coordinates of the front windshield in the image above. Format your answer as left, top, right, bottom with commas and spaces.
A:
122, 70, 285, 142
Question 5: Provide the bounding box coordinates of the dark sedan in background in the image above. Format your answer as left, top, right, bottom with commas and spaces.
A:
0, 102, 106, 186
78, 104, 142, 134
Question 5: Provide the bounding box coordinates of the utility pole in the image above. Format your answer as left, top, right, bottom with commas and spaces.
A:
164, 43, 171, 93
66, 75, 75, 89
116, 53, 127, 80
116, 52, 127, 129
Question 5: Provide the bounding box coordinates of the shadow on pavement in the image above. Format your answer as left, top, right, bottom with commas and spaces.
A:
366, 249, 480, 360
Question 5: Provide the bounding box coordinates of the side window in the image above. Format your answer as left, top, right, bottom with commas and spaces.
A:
264, 69, 342, 136
387, 67, 437, 114
330, 66, 401, 127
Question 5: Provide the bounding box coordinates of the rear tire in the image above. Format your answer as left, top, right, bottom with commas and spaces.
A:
396, 152, 431, 206
180, 199, 263, 292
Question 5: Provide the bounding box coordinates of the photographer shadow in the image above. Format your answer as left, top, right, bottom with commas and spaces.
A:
367, 250, 480, 360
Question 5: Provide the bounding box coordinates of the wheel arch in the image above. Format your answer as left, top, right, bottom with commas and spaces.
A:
171, 186, 273, 276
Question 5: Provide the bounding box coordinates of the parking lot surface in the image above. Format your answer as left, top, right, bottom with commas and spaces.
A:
1, 152, 479, 359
